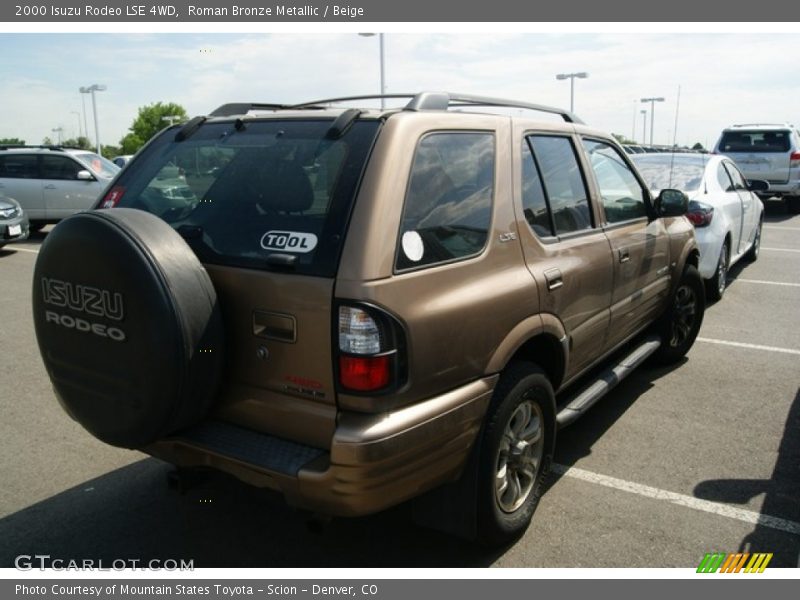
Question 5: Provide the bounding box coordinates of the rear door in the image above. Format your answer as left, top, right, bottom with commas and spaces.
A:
581, 138, 670, 348
106, 117, 380, 449
723, 160, 759, 256
0, 153, 44, 218
516, 131, 614, 379
717, 129, 792, 185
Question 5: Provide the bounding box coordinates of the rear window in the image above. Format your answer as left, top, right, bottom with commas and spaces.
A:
632, 156, 705, 193
718, 130, 791, 153
106, 119, 380, 277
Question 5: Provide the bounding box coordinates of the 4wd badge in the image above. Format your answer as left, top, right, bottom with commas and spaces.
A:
260, 231, 318, 254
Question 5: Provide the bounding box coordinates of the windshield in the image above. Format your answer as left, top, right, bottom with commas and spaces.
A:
105, 118, 380, 277
74, 152, 120, 178
631, 156, 706, 193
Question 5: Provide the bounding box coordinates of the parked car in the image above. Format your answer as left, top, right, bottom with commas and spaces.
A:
713, 123, 800, 214
0, 145, 119, 230
632, 153, 766, 300
32, 92, 703, 545
0, 194, 29, 248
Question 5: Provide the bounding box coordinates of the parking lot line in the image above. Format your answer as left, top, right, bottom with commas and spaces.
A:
551, 463, 800, 536
7, 247, 39, 254
761, 247, 800, 253
763, 225, 800, 231
735, 279, 800, 288
697, 337, 800, 356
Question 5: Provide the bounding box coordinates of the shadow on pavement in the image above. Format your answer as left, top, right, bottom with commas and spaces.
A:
0, 457, 501, 568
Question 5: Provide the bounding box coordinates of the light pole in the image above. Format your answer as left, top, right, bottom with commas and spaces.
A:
51, 127, 63, 145
71, 111, 82, 139
640, 110, 647, 145
640, 97, 665, 146
555, 72, 589, 113
79, 87, 91, 146
358, 33, 386, 109
82, 84, 106, 155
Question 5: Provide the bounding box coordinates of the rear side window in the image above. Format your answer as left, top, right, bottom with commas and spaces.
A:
0, 154, 38, 179
719, 130, 791, 153
527, 135, 593, 235
106, 119, 380, 277
396, 132, 494, 271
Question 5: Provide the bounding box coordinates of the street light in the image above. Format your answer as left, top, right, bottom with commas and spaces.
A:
358, 33, 386, 109
79, 87, 91, 147
81, 84, 107, 155
51, 127, 63, 145
640, 110, 648, 145
555, 72, 589, 113
640, 97, 665, 146
161, 115, 183, 126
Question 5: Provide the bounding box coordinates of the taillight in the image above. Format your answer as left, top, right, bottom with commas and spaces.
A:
336, 305, 405, 393
686, 201, 714, 227
790, 151, 800, 166
99, 185, 125, 208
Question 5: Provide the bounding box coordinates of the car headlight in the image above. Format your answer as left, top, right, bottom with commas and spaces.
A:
0, 207, 19, 219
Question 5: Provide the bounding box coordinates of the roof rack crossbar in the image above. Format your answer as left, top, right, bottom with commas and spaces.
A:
209, 102, 328, 117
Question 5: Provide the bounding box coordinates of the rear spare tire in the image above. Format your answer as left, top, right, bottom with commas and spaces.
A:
32, 208, 224, 448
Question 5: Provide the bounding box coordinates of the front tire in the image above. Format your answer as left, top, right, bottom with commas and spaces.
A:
476, 362, 556, 546
653, 264, 705, 365
705, 240, 728, 302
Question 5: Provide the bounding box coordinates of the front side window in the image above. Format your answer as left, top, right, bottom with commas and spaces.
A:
583, 139, 647, 223
41, 155, 83, 180
528, 135, 592, 235
396, 132, 494, 270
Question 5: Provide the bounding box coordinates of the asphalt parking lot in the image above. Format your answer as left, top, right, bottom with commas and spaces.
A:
0, 202, 797, 569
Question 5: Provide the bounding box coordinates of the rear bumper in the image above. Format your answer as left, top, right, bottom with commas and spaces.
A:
146, 375, 496, 516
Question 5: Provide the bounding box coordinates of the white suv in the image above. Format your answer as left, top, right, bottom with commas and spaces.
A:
714, 124, 800, 213
0, 146, 119, 230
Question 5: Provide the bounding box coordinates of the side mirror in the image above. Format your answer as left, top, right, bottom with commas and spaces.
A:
747, 179, 769, 192
76, 170, 95, 181
655, 189, 689, 217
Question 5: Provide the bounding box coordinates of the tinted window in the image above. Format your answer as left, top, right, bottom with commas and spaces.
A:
521, 140, 553, 237
528, 136, 592, 234
397, 132, 494, 270
42, 155, 83, 180
723, 161, 748, 191
583, 139, 647, 223
0, 154, 38, 179
719, 130, 791, 153
110, 119, 381, 277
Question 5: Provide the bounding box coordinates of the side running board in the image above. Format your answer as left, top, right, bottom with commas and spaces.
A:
556, 335, 661, 429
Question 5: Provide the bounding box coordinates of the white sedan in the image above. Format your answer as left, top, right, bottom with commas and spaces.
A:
632, 153, 766, 300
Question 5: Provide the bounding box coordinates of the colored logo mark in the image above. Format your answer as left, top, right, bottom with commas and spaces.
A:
697, 552, 773, 573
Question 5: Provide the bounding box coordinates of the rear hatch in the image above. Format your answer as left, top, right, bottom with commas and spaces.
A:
98, 116, 381, 448
716, 129, 793, 184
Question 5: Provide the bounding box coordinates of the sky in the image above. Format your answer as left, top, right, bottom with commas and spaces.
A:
0, 32, 798, 151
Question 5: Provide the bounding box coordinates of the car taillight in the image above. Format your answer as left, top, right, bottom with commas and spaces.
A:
790, 151, 800, 166
336, 305, 404, 393
686, 201, 714, 227
99, 185, 125, 208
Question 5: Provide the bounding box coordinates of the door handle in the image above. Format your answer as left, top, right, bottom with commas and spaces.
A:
544, 268, 563, 291
618, 248, 631, 263
44, 184, 57, 190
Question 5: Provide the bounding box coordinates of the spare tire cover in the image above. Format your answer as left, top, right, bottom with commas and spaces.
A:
32, 208, 224, 448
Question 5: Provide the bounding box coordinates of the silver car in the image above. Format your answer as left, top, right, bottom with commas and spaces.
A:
0, 146, 119, 230
713, 124, 800, 213
0, 195, 29, 249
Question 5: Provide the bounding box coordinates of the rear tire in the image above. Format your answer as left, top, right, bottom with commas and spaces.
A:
653, 264, 705, 365
705, 241, 728, 302
475, 362, 556, 546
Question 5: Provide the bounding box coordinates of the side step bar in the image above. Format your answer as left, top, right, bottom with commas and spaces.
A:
556, 335, 661, 429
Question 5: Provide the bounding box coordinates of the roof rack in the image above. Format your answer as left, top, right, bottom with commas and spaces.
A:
0, 144, 75, 151
730, 123, 793, 128
209, 92, 583, 124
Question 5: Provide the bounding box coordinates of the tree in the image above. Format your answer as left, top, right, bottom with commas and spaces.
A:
612, 133, 637, 145
692, 142, 705, 151
122, 102, 188, 153
61, 136, 92, 150
0, 137, 25, 146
